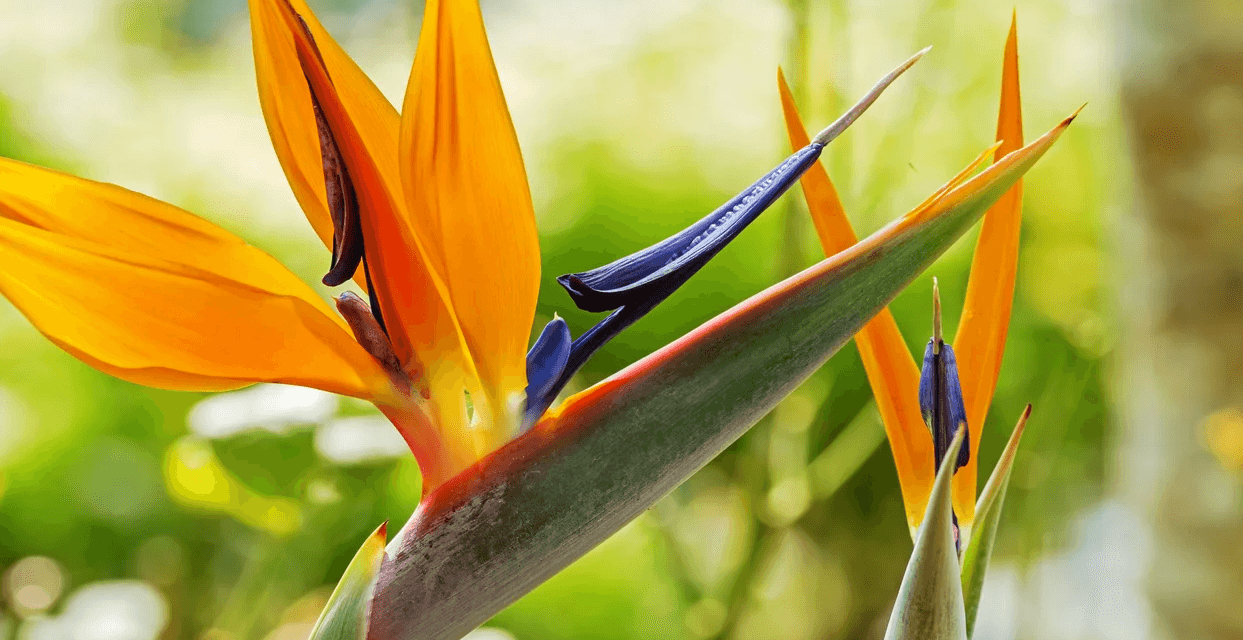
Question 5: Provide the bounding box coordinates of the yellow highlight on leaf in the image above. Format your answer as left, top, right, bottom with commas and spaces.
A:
164, 437, 303, 536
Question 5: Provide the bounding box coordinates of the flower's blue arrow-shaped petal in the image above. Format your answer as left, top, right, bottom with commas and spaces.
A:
524, 316, 572, 425
524, 145, 820, 428
556, 144, 824, 313
557, 46, 930, 316
522, 48, 932, 428
919, 280, 970, 473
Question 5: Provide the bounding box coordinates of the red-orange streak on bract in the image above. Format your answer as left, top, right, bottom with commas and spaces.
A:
777, 68, 932, 531
950, 15, 1024, 525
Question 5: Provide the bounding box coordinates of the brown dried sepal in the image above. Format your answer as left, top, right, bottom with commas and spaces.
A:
337, 291, 411, 391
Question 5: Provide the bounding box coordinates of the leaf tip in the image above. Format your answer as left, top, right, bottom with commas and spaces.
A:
810, 47, 928, 146
1064, 104, 1087, 127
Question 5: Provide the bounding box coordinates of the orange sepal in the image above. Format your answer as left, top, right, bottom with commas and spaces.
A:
265, 0, 470, 376
950, 15, 1025, 526
248, 0, 400, 280
401, 0, 541, 427
0, 171, 392, 400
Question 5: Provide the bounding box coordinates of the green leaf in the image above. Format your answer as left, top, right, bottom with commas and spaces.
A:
961, 404, 1031, 637
212, 429, 317, 498
310, 523, 387, 640
368, 115, 1076, 640
884, 427, 968, 640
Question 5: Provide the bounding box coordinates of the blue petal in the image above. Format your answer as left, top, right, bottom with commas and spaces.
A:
521, 143, 827, 428
919, 340, 970, 472
557, 143, 824, 313
524, 48, 931, 426
523, 317, 572, 428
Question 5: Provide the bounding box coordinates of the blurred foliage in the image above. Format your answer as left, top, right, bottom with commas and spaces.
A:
0, 0, 1118, 638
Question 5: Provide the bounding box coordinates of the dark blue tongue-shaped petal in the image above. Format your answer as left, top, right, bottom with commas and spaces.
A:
524, 317, 572, 426
557, 144, 823, 313
522, 48, 931, 429
919, 339, 970, 472
918, 278, 970, 473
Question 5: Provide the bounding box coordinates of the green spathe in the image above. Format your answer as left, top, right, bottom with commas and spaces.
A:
885, 427, 968, 640
307, 523, 386, 640
962, 405, 1031, 637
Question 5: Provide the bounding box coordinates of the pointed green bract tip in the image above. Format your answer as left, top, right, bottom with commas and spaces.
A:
309, 522, 387, 640
885, 427, 968, 640
962, 405, 1031, 637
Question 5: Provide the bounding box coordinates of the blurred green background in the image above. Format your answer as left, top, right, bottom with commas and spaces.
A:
0, 0, 1125, 639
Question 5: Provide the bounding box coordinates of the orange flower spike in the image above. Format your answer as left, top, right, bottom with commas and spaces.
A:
249, 0, 401, 264
778, 69, 932, 531
402, 0, 542, 435
950, 14, 1024, 526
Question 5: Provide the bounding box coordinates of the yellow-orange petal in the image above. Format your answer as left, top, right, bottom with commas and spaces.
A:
950, 15, 1025, 526
268, 0, 471, 376
249, 0, 400, 283
779, 68, 932, 532
0, 202, 391, 400
401, 0, 541, 428
0, 158, 334, 303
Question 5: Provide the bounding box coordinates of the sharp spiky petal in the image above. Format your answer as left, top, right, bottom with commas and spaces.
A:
402, 0, 542, 425
950, 14, 1026, 525
779, 66, 931, 533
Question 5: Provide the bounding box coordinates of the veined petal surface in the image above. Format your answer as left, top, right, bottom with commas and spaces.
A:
0, 158, 340, 302
950, 16, 1025, 524
0, 199, 391, 400
249, 0, 401, 263
402, 0, 541, 421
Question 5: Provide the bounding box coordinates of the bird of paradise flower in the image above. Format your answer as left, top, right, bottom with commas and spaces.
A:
0, 0, 915, 496
0, 0, 1075, 637
782, 15, 1034, 537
